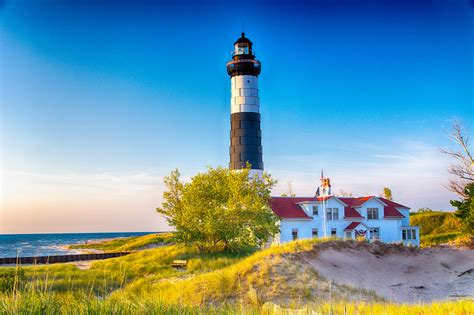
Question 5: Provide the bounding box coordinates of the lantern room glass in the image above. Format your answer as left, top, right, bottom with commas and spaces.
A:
234, 43, 250, 55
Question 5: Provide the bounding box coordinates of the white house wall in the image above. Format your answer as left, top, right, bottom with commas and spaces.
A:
276, 197, 419, 245
398, 208, 410, 226
355, 198, 401, 243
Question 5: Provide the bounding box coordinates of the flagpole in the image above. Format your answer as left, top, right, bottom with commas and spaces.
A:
322, 174, 327, 238
323, 190, 327, 238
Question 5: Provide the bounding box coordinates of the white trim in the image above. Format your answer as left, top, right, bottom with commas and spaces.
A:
352, 196, 387, 208
395, 206, 411, 210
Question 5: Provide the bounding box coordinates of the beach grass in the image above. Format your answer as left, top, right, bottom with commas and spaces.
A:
1, 287, 472, 314
11, 244, 250, 295
68, 232, 175, 252
410, 211, 470, 247
1, 237, 472, 314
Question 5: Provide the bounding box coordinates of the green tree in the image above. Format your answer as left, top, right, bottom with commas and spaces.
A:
381, 187, 393, 200
450, 183, 474, 234
157, 165, 279, 252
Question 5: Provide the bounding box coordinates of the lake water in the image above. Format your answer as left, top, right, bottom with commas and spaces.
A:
0, 232, 156, 258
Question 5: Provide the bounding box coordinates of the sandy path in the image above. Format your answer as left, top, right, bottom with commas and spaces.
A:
305, 246, 474, 303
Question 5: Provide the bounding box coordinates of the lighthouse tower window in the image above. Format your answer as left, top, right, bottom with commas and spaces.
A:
235, 43, 249, 55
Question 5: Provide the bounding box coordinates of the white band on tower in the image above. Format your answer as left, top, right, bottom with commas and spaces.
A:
230, 75, 259, 114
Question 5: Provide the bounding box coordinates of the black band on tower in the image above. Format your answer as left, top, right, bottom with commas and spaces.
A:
229, 112, 263, 170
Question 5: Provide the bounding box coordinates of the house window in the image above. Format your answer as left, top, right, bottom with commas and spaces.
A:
402, 229, 416, 240
312, 228, 318, 238
326, 208, 339, 220
331, 228, 337, 237
292, 229, 298, 241
369, 227, 380, 240
403, 229, 411, 240
367, 208, 379, 220
345, 231, 351, 239
312, 205, 318, 216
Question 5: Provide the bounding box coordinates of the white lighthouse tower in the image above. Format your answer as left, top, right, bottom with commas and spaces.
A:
226, 33, 263, 175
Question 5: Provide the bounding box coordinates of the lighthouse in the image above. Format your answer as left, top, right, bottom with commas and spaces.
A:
227, 33, 263, 174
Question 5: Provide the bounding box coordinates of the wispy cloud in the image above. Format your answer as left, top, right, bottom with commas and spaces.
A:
0, 139, 459, 233
268, 139, 457, 211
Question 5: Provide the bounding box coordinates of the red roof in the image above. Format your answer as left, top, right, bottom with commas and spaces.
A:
338, 198, 365, 218
344, 222, 361, 231
270, 197, 312, 219
270, 196, 408, 219
346, 196, 372, 207
344, 206, 364, 218
378, 197, 408, 218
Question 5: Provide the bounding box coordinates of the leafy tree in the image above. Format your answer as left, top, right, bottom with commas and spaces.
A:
381, 187, 393, 200
440, 120, 473, 198
450, 183, 474, 233
157, 165, 279, 252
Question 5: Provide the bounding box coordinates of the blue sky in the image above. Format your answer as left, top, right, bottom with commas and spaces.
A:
1, 0, 472, 233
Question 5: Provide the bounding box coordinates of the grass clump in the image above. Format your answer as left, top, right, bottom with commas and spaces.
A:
420, 232, 463, 247
69, 233, 175, 252
261, 300, 474, 315
16, 243, 250, 296
410, 211, 470, 247
134, 239, 382, 307
1, 238, 473, 314
0, 268, 25, 293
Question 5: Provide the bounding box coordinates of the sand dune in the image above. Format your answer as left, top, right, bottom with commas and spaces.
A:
303, 243, 474, 303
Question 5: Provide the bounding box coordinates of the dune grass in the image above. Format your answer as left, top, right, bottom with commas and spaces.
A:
2, 290, 472, 315
125, 238, 384, 307
420, 232, 463, 247
1, 238, 473, 314
410, 211, 462, 235
3, 244, 250, 296
410, 211, 470, 247
262, 300, 474, 315
68, 233, 175, 252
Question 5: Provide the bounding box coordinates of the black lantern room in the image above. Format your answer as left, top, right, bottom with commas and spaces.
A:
227, 33, 261, 77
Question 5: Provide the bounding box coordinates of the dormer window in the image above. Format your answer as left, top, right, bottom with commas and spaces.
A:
312, 205, 318, 215
367, 208, 379, 220
326, 208, 339, 220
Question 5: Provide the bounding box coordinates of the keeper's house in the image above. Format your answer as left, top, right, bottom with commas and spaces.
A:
270, 195, 420, 246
